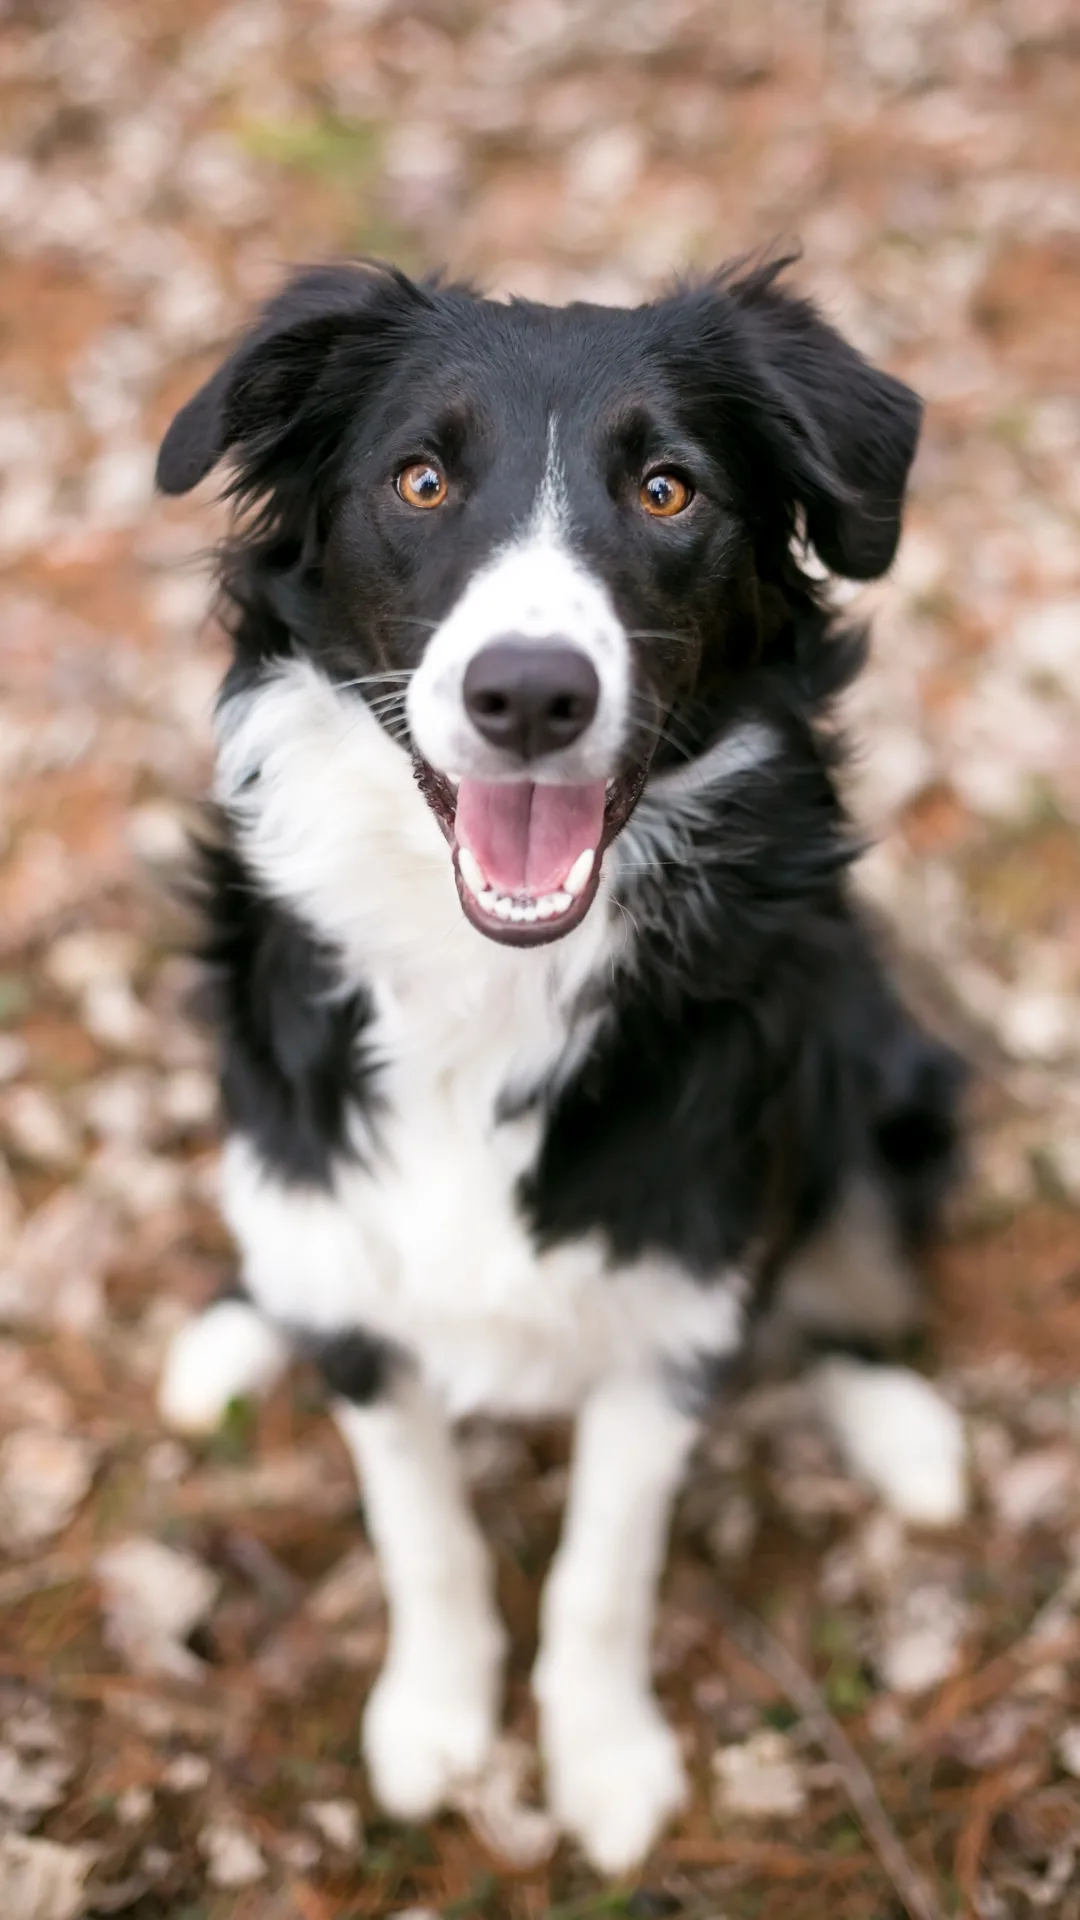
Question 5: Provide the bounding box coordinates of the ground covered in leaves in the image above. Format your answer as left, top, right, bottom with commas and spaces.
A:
1, 2, 1079, 1916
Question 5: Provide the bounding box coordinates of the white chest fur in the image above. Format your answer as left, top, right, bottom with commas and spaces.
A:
215, 662, 743, 1417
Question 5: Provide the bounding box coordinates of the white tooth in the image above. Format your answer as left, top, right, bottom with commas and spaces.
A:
552, 891, 572, 913
479, 889, 497, 910
458, 847, 486, 897
564, 848, 595, 898
521, 904, 538, 922
492, 897, 514, 920
536, 896, 557, 919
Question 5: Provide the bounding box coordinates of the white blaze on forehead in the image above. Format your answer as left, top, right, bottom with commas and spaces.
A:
532, 412, 569, 541
406, 414, 632, 784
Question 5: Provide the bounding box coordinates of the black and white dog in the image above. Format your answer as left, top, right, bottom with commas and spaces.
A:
157, 258, 968, 1874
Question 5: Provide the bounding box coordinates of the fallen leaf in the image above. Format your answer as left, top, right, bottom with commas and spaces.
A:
95, 1538, 220, 1681
712, 1729, 808, 1819
1, 1088, 79, 1170
198, 1821, 265, 1889
876, 1582, 972, 1695
0, 1346, 72, 1431
993, 1447, 1077, 1531
160, 1753, 211, 1794
0, 1835, 96, 1920
448, 1737, 557, 1868
115, 1786, 153, 1827
300, 1798, 363, 1856
0, 1698, 75, 1830
0, 1431, 96, 1551
0, 1188, 118, 1333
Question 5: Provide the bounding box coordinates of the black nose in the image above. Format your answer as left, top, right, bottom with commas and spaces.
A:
463, 639, 601, 760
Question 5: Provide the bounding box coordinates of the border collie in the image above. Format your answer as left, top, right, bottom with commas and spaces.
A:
156, 258, 968, 1875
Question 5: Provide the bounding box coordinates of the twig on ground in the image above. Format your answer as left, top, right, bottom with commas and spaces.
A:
667, 1837, 866, 1878
222, 1529, 306, 1611
711, 1593, 945, 1920
916, 1616, 1080, 1746
954, 1764, 1040, 1914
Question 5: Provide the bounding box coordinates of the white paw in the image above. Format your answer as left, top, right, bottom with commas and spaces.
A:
158, 1299, 290, 1434
816, 1360, 968, 1526
539, 1677, 688, 1876
363, 1647, 501, 1822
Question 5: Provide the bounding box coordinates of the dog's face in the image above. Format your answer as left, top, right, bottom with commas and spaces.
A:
158, 263, 920, 947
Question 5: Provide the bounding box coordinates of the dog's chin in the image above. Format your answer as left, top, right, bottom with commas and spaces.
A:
414, 758, 650, 947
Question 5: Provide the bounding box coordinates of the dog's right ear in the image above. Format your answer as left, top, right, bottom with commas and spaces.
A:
156, 263, 428, 497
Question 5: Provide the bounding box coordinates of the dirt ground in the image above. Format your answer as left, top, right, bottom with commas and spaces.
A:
1, 3, 1079, 1916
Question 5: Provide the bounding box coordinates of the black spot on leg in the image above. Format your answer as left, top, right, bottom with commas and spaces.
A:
303, 1327, 398, 1404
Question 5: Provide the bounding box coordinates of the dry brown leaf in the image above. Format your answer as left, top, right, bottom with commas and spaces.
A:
0, 1430, 97, 1551
95, 1537, 220, 1681
198, 1821, 265, 1889
448, 1737, 557, 1868
0, 1836, 96, 1920
0, 1188, 118, 1333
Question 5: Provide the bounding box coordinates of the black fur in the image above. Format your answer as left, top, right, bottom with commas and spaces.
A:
195, 834, 375, 1186
304, 1328, 397, 1404
524, 907, 963, 1285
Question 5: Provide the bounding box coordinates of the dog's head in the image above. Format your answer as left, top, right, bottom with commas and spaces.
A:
158, 259, 920, 948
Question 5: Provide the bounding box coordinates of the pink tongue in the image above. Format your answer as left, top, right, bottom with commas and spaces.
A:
456, 779, 607, 895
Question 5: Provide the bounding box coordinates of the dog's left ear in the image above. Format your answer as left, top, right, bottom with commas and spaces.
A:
156, 262, 428, 498
730, 264, 922, 580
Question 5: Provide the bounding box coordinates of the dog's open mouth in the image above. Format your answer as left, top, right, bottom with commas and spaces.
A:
415, 760, 648, 945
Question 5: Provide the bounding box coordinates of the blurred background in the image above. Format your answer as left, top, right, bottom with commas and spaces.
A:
0, 3, 1078, 1917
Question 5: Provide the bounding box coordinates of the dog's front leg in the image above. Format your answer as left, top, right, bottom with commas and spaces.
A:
535, 1373, 697, 1875
334, 1370, 506, 1820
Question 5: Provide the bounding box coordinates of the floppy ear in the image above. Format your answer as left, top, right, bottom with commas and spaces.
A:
729, 263, 922, 580
156, 263, 427, 497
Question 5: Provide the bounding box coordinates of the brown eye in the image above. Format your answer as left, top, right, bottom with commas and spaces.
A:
396, 462, 448, 509
640, 471, 692, 518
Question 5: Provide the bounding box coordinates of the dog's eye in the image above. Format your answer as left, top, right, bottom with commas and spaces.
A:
640, 472, 692, 518
396, 462, 448, 510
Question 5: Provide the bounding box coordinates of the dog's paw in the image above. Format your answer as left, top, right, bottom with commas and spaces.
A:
158, 1299, 290, 1434
539, 1677, 688, 1876
816, 1360, 968, 1526
363, 1648, 501, 1822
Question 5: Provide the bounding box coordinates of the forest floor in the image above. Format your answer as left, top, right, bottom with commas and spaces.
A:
1, 3, 1078, 1916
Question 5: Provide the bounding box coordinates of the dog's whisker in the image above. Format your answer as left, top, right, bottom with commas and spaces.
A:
337, 670, 414, 691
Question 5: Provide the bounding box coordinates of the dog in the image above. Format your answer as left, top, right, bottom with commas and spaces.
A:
155, 257, 968, 1875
